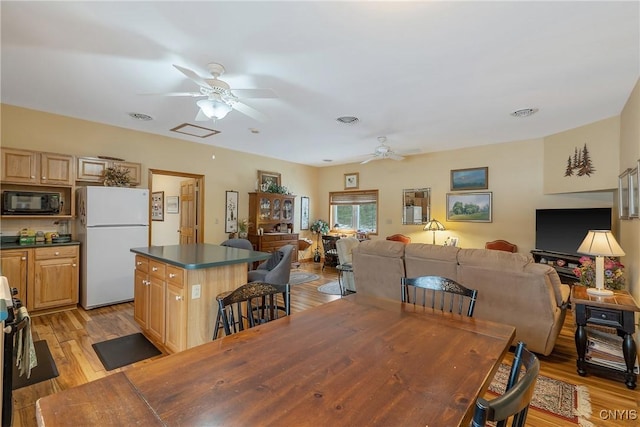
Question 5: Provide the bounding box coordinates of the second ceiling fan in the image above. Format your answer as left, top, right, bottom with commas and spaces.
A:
361, 137, 413, 164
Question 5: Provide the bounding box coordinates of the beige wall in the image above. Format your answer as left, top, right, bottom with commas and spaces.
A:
619, 79, 640, 303
317, 139, 613, 252
544, 116, 620, 194
0, 105, 319, 246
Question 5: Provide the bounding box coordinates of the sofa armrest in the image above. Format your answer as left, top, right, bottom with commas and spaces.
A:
527, 263, 570, 307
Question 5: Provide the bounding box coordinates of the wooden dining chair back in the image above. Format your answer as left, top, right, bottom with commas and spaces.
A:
401, 275, 478, 317
386, 234, 412, 244
213, 282, 291, 339
472, 341, 539, 427
485, 239, 518, 253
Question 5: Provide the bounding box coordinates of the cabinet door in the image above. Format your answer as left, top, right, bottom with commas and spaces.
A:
0, 249, 28, 303
33, 256, 78, 309
134, 269, 149, 330
76, 157, 109, 182
165, 283, 186, 353
272, 198, 281, 220
147, 276, 166, 343
282, 199, 293, 221
1, 148, 38, 184
40, 153, 74, 185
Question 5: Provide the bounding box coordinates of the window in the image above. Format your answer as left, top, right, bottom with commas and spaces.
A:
329, 190, 378, 234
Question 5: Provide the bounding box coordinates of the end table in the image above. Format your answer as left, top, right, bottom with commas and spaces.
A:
571, 286, 640, 389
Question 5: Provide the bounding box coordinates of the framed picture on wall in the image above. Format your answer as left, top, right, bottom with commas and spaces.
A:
344, 172, 359, 189
629, 166, 638, 219
619, 169, 630, 220
446, 192, 492, 222
225, 190, 238, 232
258, 170, 281, 191
300, 196, 310, 230
450, 167, 489, 191
166, 196, 179, 214
151, 191, 164, 221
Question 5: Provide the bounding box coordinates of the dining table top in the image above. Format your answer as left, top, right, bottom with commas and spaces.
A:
36, 294, 515, 426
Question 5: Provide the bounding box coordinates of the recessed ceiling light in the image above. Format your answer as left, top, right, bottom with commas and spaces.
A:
336, 116, 359, 124
510, 108, 539, 118
323, 159, 333, 162
249, 128, 260, 134
128, 112, 153, 121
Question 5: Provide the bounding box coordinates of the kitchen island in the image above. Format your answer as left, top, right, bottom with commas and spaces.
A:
130, 244, 270, 353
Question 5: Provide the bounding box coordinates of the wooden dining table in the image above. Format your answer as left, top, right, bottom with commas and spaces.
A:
36, 294, 515, 426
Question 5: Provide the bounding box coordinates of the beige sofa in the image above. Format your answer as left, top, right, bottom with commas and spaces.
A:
352, 240, 570, 355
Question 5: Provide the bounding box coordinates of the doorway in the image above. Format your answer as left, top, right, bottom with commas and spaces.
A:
149, 169, 205, 245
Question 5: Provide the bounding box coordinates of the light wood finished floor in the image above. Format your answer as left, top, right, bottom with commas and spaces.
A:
11, 263, 640, 426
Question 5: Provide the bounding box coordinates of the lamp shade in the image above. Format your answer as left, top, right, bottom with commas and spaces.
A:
197, 97, 233, 120
577, 230, 625, 257
423, 219, 446, 232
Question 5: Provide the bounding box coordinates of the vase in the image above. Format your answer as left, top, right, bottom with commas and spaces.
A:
239, 231, 248, 239
313, 249, 321, 263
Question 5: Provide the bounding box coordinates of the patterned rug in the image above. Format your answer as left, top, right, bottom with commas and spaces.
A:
488, 363, 592, 426
289, 272, 320, 285
317, 281, 342, 295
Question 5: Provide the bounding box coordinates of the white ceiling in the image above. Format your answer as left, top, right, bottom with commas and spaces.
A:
2, 1, 638, 167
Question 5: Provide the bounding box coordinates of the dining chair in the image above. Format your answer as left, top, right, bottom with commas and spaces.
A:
471, 341, 540, 427
247, 244, 294, 285
220, 238, 254, 251
401, 275, 478, 317
485, 239, 518, 253
213, 282, 291, 339
386, 234, 412, 244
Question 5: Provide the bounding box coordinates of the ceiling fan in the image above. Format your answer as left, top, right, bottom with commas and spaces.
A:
360, 137, 410, 164
160, 62, 277, 122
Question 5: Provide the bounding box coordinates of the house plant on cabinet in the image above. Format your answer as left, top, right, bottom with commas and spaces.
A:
310, 219, 329, 263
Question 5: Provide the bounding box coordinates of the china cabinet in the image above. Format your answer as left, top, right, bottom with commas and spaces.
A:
248, 192, 298, 264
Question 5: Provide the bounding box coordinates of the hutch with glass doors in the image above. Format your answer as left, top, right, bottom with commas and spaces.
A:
247, 192, 298, 264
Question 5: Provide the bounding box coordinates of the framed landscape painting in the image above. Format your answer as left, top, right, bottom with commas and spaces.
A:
450, 167, 488, 191
446, 192, 492, 222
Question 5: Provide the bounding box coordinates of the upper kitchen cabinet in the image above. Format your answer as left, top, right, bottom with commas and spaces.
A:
76, 156, 141, 186
1, 148, 74, 186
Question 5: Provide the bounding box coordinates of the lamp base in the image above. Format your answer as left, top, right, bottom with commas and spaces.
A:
586, 287, 614, 296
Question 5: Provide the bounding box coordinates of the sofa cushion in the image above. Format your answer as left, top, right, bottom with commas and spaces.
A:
405, 244, 460, 280
457, 248, 533, 272
352, 240, 406, 301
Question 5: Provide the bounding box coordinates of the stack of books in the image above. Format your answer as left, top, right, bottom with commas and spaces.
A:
586, 326, 639, 373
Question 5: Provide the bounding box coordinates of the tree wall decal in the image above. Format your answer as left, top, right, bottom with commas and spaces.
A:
564, 143, 595, 177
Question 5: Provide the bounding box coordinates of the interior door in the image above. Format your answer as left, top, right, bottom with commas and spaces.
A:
179, 179, 196, 244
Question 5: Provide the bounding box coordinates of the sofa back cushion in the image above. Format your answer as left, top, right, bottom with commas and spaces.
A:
352, 240, 406, 301
404, 244, 460, 280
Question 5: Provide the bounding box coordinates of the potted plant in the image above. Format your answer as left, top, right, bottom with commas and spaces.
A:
310, 219, 329, 262
238, 219, 251, 239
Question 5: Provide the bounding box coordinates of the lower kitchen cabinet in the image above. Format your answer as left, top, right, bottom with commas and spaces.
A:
1, 244, 79, 313
165, 283, 186, 353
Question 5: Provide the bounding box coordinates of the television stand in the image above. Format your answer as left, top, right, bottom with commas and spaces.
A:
530, 250, 581, 284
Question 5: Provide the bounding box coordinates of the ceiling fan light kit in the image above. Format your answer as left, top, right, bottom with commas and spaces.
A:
197, 98, 233, 120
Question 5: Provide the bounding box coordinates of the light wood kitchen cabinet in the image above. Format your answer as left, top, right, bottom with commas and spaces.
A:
165, 283, 186, 353
76, 157, 142, 186
1, 148, 74, 186
0, 249, 29, 303
134, 268, 149, 330
31, 245, 79, 311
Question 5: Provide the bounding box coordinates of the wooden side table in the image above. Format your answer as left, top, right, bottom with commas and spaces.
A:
571, 286, 640, 389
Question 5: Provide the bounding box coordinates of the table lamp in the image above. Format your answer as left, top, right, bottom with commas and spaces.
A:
577, 230, 625, 296
423, 219, 446, 245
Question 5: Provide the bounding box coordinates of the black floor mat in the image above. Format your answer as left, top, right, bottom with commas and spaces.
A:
12, 340, 59, 390
92, 333, 161, 371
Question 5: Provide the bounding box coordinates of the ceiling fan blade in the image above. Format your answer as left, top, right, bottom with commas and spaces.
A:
195, 109, 210, 121
140, 92, 203, 97
361, 156, 382, 165
232, 102, 268, 122
173, 64, 212, 89
388, 154, 405, 161
232, 88, 278, 99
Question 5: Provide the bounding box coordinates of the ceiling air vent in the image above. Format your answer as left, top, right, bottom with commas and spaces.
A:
336, 116, 359, 125
510, 108, 539, 118
128, 112, 153, 121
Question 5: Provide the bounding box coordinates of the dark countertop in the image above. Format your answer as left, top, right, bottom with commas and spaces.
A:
1, 240, 80, 250
130, 244, 271, 270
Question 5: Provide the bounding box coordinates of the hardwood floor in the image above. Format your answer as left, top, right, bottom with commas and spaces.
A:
10, 263, 640, 426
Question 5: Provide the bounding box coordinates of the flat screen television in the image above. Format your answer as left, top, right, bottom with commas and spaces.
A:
535, 208, 612, 257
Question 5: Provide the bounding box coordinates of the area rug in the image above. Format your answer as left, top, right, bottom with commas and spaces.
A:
12, 340, 59, 390
289, 272, 320, 285
92, 333, 161, 371
489, 363, 592, 426
317, 281, 342, 295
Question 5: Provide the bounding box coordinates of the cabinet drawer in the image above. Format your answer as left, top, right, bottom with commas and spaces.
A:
586, 307, 623, 328
149, 260, 166, 279
166, 265, 185, 288
35, 246, 78, 260
135, 255, 149, 273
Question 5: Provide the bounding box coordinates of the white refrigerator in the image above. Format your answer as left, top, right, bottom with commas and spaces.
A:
76, 186, 149, 309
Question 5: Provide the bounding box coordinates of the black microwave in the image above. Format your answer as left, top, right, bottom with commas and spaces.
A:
2, 191, 61, 215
